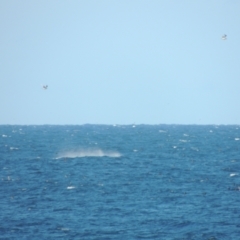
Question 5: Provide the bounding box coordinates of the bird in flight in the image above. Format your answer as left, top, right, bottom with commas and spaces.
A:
222, 34, 227, 40
43, 85, 48, 90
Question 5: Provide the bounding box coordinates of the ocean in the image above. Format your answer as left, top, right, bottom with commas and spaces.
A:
0, 125, 239, 239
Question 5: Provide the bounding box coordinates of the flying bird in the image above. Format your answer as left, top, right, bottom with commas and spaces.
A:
43, 85, 48, 90
222, 34, 227, 40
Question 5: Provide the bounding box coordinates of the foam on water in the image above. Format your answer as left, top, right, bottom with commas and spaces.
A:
159, 130, 166, 133
230, 173, 238, 177
56, 148, 122, 159
10, 147, 19, 150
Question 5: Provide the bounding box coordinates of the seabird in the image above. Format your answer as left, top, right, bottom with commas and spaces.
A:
222, 34, 227, 40
43, 85, 48, 90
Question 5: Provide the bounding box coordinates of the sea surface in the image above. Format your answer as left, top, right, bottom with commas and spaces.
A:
0, 125, 240, 239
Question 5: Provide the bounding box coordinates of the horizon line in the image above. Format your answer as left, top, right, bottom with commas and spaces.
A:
0, 123, 240, 126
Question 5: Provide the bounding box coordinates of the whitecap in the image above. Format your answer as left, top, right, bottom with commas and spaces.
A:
191, 147, 199, 151
230, 173, 238, 177
67, 186, 75, 189
235, 138, 240, 141
61, 228, 70, 231
2, 135, 7, 137
10, 147, 19, 150
179, 139, 187, 142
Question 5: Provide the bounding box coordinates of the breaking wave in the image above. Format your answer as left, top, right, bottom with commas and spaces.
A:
56, 148, 121, 159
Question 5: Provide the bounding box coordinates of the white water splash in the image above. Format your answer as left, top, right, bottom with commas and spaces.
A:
10, 147, 19, 150
56, 148, 121, 159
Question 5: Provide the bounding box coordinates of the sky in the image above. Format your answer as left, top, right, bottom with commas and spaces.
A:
1, 0, 240, 125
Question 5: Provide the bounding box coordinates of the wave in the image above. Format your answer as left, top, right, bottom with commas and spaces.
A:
56, 148, 121, 159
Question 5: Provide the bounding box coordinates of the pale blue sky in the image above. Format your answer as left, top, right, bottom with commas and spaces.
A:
1, 0, 240, 125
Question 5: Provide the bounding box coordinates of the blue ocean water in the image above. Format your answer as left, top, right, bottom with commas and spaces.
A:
0, 125, 240, 240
